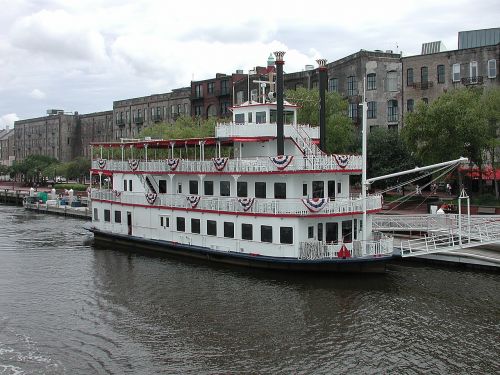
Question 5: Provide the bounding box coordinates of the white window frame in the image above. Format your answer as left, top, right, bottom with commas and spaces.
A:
452, 63, 460, 82
488, 59, 497, 78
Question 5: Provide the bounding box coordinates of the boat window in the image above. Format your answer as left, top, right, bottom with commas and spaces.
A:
235, 113, 244, 124
176, 217, 185, 232
129, 180, 133, 192
353, 219, 358, 240
255, 182, 266, 198
177, 183, 182, 194
191, 218, 200, 234
337, 182, 342, 195
220, 181, 230, 196
248, 112, 253, 123
280, 227, 293, 244
326, 222, 338, 243
328, 180, 336, 199
104, 209, 111, 222
274, 183, 286, 199
159, 180, 167, 194
160, 216, 170, 228
256, 111, 266, 124
261, 225, 273, 243
242, 224, 253, 240
123, 180, 127, 191
302, 183, 307, 196
114, 210, 121, 223
93, 208, 99, 221
204, 181, 214, 195
308, 226, 314, 239
189, 180, 198, 195
207, 220, 217, 236
237, 181, 247, 197
270, 110, 294, 124
318, 223, 323, 242
224, 222, 234, 238
342, 220, 352, 243
312, 181, 324, 198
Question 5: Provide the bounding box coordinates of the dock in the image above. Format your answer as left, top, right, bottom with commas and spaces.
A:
24, 201, 92, 220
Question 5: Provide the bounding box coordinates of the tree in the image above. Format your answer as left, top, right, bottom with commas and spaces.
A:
139, 116, 216, 140
285, 87, 356, 153
402, 88, 488, 165
11, 155, 59, 184
367, 128, 416, 188
480, 87, 500, 197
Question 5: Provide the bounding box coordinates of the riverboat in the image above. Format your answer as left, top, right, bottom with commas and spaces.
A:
89, 54, 394, 273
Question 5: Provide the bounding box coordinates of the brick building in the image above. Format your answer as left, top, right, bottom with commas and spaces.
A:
0, 128, 15, 166
79, 110, 114, 158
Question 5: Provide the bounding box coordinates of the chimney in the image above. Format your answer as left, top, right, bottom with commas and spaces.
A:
317, 59, 328, 152
274, 51, 285, 156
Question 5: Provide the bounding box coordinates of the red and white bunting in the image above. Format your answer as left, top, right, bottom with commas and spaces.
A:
129, 159, 140, 171
167, 158, 180, 171
212, 157, 228, 171
145, 192, 157, 205
237, 197, 255, 212
301, 197, 329, 212
270, 155, 293, 170
333, 154, 350, 169
98, 159, 107, 169
186, 195, 201, 208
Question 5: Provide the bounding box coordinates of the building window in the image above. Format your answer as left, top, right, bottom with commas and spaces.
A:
308, 226, 314, 239
255, 182, 266, 198
421, 66, 428, 84
220, 102, 230, 115
242, 223, 253, 240
347, 76, 357, 96
224, 222, 234, 238
104, 209, 110, 222
191, 218, 200, 234
280, 227, 293, 244
114, 210, 121, 223
387, 100, 398, 122
470, 61, 478, 83
207, 220, 217, 236
194, 106, 203, 117
452, 63, 461, 82
407, 99, 414, 112
367, 101, 377, 119
348, 103, 358, 120
488, 59, 497, 78
204, 180, 213, 195
176, 217, 185, 232
328, 78, 338, 92
312, 181, 324, 198
274, 182, 286, 199
221, 80, 229, 94
189, 180, 198, 195
386, 70, 398, 92
422, 98, 429, 104
437, 65, 445, 83
236, 91, 244, 105
237, 181, 247, 197
220, 181, 230, 196
367, 73, 376, 90
195, 84, 203, 98
407, 68, 414, 86
207, 82, 214, 94
261, 225, 273, 243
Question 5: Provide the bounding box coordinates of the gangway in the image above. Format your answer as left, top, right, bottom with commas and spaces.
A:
373, 214, 500, 257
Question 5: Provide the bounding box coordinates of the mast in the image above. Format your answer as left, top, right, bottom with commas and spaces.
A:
317, 59, 328, 151
361, 78, 368, 249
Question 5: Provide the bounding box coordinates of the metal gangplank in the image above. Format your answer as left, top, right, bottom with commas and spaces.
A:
373, 214, 500, 257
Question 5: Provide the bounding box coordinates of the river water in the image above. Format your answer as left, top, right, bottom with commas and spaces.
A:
0, 205, 498, 374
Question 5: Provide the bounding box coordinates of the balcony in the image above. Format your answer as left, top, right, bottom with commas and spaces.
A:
461, 76, 484, 86
216, 88, 230, 96
116, 118, 126, 127
91, 153, 362, 174
91, 189, 382, 216
152, 114, 162, 123
412, 81, 434, 90
192, 92, 204, 100
133, 116, 144, 125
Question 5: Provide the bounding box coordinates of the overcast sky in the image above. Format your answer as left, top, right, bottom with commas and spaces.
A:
0, 0, 498, 129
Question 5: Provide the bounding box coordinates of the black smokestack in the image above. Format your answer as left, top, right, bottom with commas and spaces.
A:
274, 51, 285, 155
317, 59, 328, 152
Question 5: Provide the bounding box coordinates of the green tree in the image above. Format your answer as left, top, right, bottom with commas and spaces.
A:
367, 128, 416, 188
480, 87, 500, 197
139, 116, 216, 140
402, 88, 488, 165
11, 155, 59, 184
285, 87, 356, 153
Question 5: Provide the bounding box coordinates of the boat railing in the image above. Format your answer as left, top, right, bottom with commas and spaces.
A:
91, 190, 382, 215
299, 236, 393, 260
91, 154, 362, 173
215, 122, 320, 139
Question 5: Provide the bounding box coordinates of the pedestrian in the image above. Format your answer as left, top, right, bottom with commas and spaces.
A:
446, 183, 452, 196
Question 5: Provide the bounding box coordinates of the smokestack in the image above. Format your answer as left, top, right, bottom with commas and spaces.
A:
317, 59, 328, 152
274, 51, 285, 156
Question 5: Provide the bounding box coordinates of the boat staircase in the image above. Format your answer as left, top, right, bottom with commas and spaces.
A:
373, 214, 500, 257
289, 124, 322, 160
138, 174, 159, 195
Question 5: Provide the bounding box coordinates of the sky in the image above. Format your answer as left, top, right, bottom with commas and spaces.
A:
0, 0, 498, 129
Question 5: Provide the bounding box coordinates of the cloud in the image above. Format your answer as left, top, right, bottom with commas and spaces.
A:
29, 88, 46, 100
0, 113, 19, 130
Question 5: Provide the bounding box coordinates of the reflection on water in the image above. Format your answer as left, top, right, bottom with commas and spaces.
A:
0, 206, 498, 374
